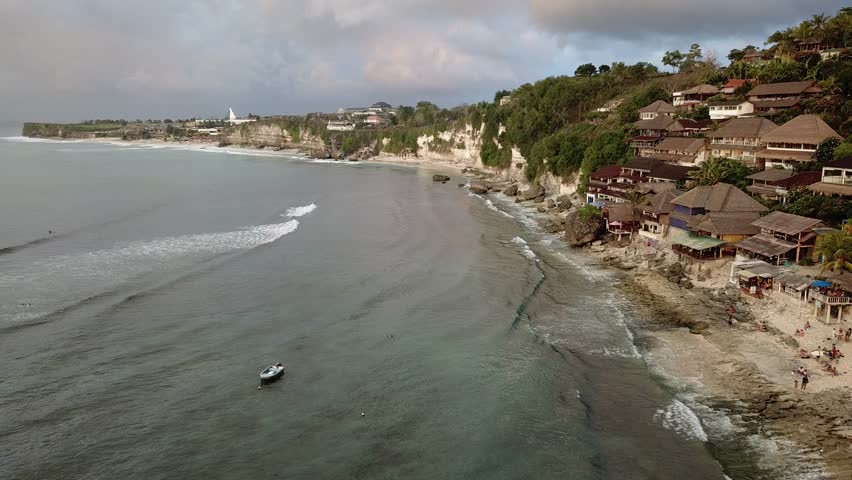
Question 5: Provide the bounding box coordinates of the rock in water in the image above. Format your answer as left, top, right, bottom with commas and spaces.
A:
503, 184, 519, 196
545, 199, 556, 209
469, 182, 488, 194
556, 195, 572, 211
564, 208, 604, 247
521, 184, 545, 201
432, 174, 451, 182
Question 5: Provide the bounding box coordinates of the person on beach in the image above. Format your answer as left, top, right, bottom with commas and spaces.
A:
805, 321, 811, 330
726, 306, 735, 326
801, 374, 809, 390
792, 371, 799, 389
846, 328, 851, 342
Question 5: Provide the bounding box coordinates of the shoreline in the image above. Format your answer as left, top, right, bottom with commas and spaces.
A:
4, 135, 480, 176
10, 135, 850, 476
459, 171, 851, 478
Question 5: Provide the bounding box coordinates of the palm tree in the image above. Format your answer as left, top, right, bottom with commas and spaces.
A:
820, 76, 842, 95
815, 232, 852, 275
811, 14, 828, 34
794, 22, 814, 43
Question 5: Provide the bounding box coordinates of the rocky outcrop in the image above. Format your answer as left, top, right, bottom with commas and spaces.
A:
521, 184, 545, 202
555, 195, 573, 212
469, 182, 488, 194
564, 208, 604, 247
432, 174, 451, 182
503, 184, 519, 196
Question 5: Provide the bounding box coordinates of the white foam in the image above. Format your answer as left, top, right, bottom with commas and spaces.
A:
284, 203, 317, 218
654, 400, 709, 442
512, 236, 538, 261
0, 221, 300, 292
484, 199, 514, 218
0, 136, 85, 144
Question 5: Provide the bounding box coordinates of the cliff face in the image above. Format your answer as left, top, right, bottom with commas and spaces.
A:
410, 126, 578, 196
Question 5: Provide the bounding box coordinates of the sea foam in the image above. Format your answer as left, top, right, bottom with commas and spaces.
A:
284, 203, 317, 218
512, 236, 537, 261
654, 400, 708, 442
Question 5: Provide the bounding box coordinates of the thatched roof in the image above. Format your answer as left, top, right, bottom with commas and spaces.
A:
693, 212, 761, 235
606, 203, 636, 223
639, 100, 676, 114
706, 117, 778, 139
634, 116, 676, 130
808, 182, 852, 196
672, 183, 768, 213
641, 190, 681, 215
747, 169, 795, 182
761, 115, 842, 145
747, 81, 822, 97
737, 233, 798, 257
751, 211, 822, 235
755, 149, 815, 162
682, 84, 719, 95
654, 137, 705, 154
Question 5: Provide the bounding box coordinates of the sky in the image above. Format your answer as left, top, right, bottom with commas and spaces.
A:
0, 0, 847, 122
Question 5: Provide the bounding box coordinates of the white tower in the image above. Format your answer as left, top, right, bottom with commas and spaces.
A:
229, 108, 237, 121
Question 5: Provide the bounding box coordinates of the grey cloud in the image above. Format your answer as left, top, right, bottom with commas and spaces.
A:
528, 0, 850, 38
0, 0, 839, 121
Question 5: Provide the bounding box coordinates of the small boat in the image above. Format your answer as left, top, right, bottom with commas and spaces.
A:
259, 364, 285, 384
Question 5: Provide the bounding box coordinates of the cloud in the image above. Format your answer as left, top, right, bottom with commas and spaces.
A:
0, 0, 841, 121
528, 0, 849, 39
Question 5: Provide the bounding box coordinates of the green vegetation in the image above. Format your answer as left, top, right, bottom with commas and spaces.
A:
814, 231, 852, 273
23, 122, 124, 138
778, 189, 852, 226
687, 157, 753, 190
578, 204, 602, 220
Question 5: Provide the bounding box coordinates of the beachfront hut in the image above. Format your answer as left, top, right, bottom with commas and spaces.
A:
729, 259, 779, 298
809, 278, 852, 324
736, 211, 824, 265
774, 271, 811, 301
603, 203, 638, 241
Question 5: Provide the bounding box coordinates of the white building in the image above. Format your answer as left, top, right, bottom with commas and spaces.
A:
708, 100, 754, 120
228, 108, 256, 125
327, 120, 356, 131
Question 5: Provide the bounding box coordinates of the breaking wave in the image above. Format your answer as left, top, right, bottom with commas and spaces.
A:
511, 236, 538, 261
654, 400, 708, 442
284, 203, 317, 218
0, 221, 300, 292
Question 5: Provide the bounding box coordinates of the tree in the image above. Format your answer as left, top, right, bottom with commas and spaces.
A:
728, 48, 745, 63
687, 157, 753, 189
814, 231, 852, 274
163, 119, 173, 123
834, 142, 852, 160
493, 90, 511, 103
810, 14, 828, 34
816, 137, 843, 164
574, 63, 597, 77
662, 50, 684, 72
598, 64, 611, 74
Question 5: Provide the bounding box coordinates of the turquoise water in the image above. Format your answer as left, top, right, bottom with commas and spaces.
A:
0, 134, 777, 479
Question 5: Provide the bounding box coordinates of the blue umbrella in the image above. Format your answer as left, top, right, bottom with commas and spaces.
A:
812, 280, 832, 288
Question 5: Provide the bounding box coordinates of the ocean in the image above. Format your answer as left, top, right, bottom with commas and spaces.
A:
0, 130, 799, 479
